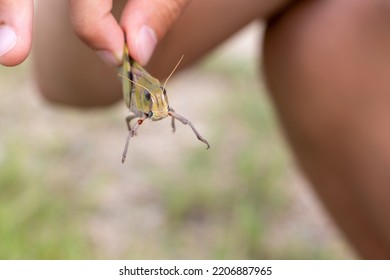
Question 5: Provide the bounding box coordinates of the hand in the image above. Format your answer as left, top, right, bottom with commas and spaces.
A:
68, 0, 190, 66
0, 0, 189, 67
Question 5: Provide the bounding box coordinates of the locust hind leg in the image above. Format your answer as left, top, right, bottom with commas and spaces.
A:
168, 108, 210, 149
122, 114, 148, 163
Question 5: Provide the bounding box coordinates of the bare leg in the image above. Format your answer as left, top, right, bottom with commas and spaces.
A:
169, 108, 210, 149
33, 0, 124, 107
263, 0, 390, 258
122, 114, 147, 163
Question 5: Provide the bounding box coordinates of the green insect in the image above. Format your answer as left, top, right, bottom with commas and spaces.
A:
119, 43, 210, 163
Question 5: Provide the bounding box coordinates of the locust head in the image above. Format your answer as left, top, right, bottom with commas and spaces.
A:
145, 86, 170, 121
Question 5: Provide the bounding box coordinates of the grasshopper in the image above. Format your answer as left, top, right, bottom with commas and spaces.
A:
119, 43, 210, 163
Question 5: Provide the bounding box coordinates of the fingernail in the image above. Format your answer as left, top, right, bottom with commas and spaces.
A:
0, 25, 17, 57
135, 25, 157, 65
96, 50, 122, 67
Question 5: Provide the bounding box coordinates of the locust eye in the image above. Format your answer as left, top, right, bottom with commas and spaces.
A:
160, 86, 167, 95
144, 90, 151, 101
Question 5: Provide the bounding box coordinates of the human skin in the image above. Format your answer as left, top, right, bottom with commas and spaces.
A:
0, 0, 33, 65
4, 0, 390, 258
263, 0, 390, 258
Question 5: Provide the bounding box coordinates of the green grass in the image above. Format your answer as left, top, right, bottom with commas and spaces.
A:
0, 140, 93, 259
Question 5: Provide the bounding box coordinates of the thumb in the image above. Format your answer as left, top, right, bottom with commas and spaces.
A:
0, 0, 33, 66
121, 0, 189, 66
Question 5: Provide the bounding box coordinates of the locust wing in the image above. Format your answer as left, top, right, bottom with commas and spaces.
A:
121, 45, 133, 108
121, 45, 159, 108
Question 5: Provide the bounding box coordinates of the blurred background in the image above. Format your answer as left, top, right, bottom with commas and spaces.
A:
0, 23, 354, 259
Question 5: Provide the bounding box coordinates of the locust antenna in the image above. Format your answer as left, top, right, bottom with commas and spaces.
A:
118, 73, 153, 95
162, 55, 184, 90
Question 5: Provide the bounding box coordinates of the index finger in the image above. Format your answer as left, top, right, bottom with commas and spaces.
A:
68, 0, 124, 66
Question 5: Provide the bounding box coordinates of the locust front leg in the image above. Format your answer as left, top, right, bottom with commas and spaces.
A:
171, 114, 176, 133
125, 115, 137, 131
168, 108, 210, 149
122, 114, 148, 163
